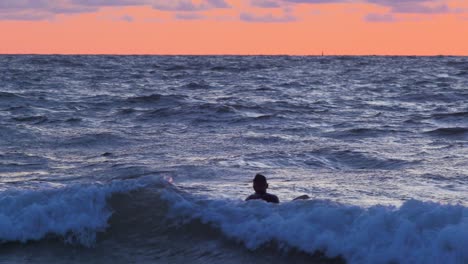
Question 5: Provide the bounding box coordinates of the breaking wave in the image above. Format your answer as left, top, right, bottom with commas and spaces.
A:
1, 177, 467, 264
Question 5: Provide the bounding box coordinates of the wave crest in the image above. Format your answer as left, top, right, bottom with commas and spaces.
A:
1, 179, 467, 264
0, 179, 151, 246
160, 192, 468, 264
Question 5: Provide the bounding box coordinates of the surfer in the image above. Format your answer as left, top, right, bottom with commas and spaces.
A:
245, 174, 280, 203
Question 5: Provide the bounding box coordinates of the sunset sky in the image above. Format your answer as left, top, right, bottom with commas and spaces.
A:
1, 0, 467, 55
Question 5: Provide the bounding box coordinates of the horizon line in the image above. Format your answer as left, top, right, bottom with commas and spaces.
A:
1, 53, 467, 57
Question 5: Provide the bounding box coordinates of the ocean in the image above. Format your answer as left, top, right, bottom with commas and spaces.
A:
0, 55, 467, 264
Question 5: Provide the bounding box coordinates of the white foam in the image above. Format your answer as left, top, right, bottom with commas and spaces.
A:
0, 179, 149, 246
161, 191, 468, 264
2, 177, 466, 264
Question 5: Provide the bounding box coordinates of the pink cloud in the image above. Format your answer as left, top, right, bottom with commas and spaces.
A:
367, 0, 452, 14
0, 0, 230, 20
0, 10, 51, 21
365, 13, 395, 22
0, 0, 465, 21
119, 14, 134, 21
251, 0, 282, 8
151, 0, 229, 11
174, 12, 205, 20
281, 0, 344, 3
240, 12, 296, 22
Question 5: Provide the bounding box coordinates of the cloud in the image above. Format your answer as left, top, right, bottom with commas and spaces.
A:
174, 13, 205, 20
250, 0, 282, 8
392, 4, 450, 14
0, 0, 230, 21
0, 0, 464, 22
119, 14, 134, 22
151, 1, 207, 11
367, 0, 453, 14
279, 0, 460, 15
281, 0, 346, 3
0, 0, 98, 20
68, 0, 146, 7
365, 13, 395, 22
49, 6, 98, 14
0, 10, 50, 21
206, 0, 230, 8
0, 0, 98, 14
240, 12, 296, 22
151, 0, 230, 11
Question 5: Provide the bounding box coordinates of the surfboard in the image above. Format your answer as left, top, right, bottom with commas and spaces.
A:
292, 195, 310, 201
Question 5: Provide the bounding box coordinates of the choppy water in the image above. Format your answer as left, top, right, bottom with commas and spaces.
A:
0, 55, 467, 264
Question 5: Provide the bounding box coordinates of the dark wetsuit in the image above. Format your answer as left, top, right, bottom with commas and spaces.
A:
245, 192, 279, 203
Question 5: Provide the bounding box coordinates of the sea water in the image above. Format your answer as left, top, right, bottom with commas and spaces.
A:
0, 55, 467, 263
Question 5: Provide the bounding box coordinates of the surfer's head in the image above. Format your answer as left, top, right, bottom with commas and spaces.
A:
253, 174, 268, 194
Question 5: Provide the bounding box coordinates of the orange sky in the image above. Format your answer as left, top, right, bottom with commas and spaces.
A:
0, 0, 467, 55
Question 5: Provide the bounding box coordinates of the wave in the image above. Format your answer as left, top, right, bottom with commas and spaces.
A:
209, 65, 270, 72
160, 192, 468, 264
432, 112, 468, 118
61, 132, 127, 147
0, 178, 150, 246
24, 56, 86, 68
65, 117, 82, 123
12, 115, 49, 124
164, 65, 190, 71
180, 81, 213, 90
124, 93, 187, 106
1, 177, 466, 264
426, 127, 468, 138
0, 92, 22, 100
135, 102, 242, 122
430, 112, 468, 122
302, 148, 417, 170
326, 127, 402, 139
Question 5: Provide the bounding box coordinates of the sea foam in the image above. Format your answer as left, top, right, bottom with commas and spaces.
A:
1, 178, 467, 264
0, 179, 149, 246
161, 191, 468, 264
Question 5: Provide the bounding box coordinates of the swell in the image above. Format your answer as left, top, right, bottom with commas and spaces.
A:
0, 92, 22, 100
431, 112, 468, 120
0, 177, 468, 263
12, 115, 49, 124
426, 127, 468, 138
124, 93, 187, 104
0, 178, 153, 246
104, 187, 344, 264
23, 56, 86, 68
301, 148, 418, 170
1, 178, 466, 264
155, 190, 468, 264
325, 127, 404, 139
103, 185, 468, 264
